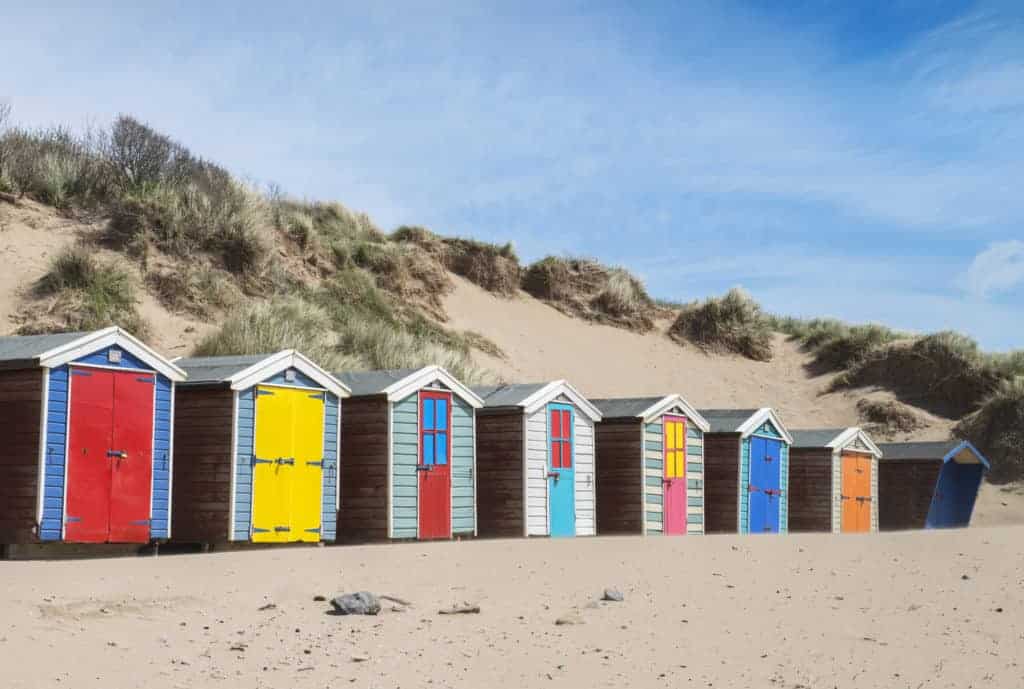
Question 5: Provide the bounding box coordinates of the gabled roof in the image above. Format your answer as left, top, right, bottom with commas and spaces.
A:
337, 366, 483, 408
791, 427, 882, 458
473, 380, 601, 421
177, 350, 350, 397
0, 327, 185, 381
877, 440, 990, 468
590, 395, 710, 431
698, 407, 794, 444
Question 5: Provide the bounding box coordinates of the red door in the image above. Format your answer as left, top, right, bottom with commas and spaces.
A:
64, 367, 154, 543
418, 390, 451, 540
108, 373, 156, 542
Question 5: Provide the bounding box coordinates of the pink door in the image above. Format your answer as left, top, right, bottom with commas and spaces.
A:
663, 416, 687, 535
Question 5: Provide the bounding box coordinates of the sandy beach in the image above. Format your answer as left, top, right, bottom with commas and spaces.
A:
3, 527, 1022, 689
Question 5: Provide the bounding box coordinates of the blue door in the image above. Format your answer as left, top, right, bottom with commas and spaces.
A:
926, 461, 984, 528
547, 404, 575, 537
748, 437, 782, 534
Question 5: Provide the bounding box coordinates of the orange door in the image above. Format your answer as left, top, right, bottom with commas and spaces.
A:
840, 453, 871, 533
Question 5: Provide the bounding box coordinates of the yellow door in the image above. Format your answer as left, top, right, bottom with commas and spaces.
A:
291, 390, 325, 542
252, 386, 294, 542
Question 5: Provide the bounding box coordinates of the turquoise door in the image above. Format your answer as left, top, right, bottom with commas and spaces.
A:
547, 403, 575, 537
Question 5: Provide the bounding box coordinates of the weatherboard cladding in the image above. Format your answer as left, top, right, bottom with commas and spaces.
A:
230, 366, 339, 542
390, 383, 476, 538
643, 410, 705, 535
39, 345, 173, 542
0, 368, 45, 544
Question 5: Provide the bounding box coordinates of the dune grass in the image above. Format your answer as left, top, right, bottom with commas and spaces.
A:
670, 288, 773, 361
25, 245, 147, 336
956, 378, 1024, 484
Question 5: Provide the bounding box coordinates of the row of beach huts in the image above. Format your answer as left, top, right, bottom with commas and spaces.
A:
0, 327, 990, 553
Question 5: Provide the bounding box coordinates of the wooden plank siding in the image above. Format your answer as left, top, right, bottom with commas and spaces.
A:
878, 459, 943, 531
338, 396, 390, 542
0, 368, 44, 544
170, 387, 235, 543
703, 433, 741, 533
595, 419, 643, 535
475, 410, 525, 538
788, 447, 833, 532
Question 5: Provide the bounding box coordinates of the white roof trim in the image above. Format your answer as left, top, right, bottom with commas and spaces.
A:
36, 326, 186, 382
827, 427, 882, 458
227, 350, 351, 398
638, 395, 710, 431
519, 380, 602, 421
735, 407, 794, 444
382, 366, 483, 408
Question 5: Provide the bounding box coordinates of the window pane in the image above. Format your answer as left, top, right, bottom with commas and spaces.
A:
665, 451, 674, 478
435, 398, 448, 430
436, 433, 448, 465
561, 411, 571, 439
551, 441, 561, 469
422, 398, 435, 431
562, 440, 572, 469
666, 423, 676, 451
550, 409, 561, 438
676, 422, 685, 449
423, 432, 434, 465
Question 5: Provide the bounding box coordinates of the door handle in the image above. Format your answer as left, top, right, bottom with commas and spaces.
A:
547, 471, 559, 480
107, 450, 128, 460
417, 465, 431, 472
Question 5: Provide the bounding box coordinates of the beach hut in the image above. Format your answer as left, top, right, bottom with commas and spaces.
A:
473, 381, 602, 538
170, 351, 350, 545
0, 327, 185, 548
876, 440, 989, 530
336, 366, 483, 542
789, 428, 882, 534
589, 396, 709, 536
699, 408, 794, 534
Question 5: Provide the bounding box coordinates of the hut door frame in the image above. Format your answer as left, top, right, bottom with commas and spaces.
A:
418, 389, 452, 540
748, 436, 782, 534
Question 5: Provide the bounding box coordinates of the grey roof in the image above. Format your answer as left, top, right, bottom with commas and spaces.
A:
877, 440, 963, 461
790, 429, 848, 448
473, 383, 549, 408
336, 368, 422, 397
0, 331, 89, 365
590, 397, 666, 419
175, 354, 273, 386
698, 409, 760, 433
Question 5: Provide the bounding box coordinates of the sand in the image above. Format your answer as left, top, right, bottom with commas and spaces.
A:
3, 529, 1022, 689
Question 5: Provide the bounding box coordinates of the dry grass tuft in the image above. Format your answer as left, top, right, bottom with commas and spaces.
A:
670, 288, 773, 361
856, 398, 927, 438
521, 256, 655, 331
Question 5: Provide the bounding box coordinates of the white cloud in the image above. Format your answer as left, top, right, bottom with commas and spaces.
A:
964, 240, 1024, 298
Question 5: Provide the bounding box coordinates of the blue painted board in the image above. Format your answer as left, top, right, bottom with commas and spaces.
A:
926, 462, 984, 528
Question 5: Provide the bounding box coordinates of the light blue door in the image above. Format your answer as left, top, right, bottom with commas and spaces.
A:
547, 403, 575, 537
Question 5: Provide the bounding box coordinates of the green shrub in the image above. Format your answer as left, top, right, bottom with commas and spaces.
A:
670, 288, 773, 361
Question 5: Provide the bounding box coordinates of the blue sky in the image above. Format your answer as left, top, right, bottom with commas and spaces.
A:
2, 1, 1022, 349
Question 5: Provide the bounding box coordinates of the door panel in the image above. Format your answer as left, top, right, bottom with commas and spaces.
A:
292, 390, 325, 543
749, 437, 781, 534
418, 391, 452, 540
66, 368, 115, 543
857, 456, 873, 532
840, 455, 859, 533
548, 405, 575, 537
107, 373, 155, 543
252, 386, 294, 542
926, 461, 983, 528
663, 416, 687, 535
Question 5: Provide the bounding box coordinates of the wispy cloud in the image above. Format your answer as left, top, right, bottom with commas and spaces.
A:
963, 241, 1024, 298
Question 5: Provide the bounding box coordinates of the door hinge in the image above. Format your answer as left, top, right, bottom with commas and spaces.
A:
65, 516, 81, 523
306, 460, 323, 467
308, 392, 325, 400
136, 376, 155, 384
252, 527, 271, 533
130, 519, 151, 526
257, 389, 275, 396
253, 457, 274, 465
71, 370, 92, 377
304, 527, 321, 533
